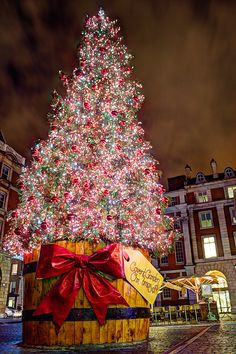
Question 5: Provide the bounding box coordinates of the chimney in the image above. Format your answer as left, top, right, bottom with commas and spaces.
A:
185, 164, 192, 179
210, 158, 218, 179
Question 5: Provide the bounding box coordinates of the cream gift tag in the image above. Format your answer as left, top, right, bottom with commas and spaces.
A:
123, 247, 163, 305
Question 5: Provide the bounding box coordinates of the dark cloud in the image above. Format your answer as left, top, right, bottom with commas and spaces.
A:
0, 0, 236, 185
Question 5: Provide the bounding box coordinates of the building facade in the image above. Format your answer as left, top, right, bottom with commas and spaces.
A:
161, 160, 236, 314
0, 133, 25, 314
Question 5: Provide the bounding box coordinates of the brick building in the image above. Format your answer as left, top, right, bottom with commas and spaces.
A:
0, 132, 25, 315
159, 159, 236, 314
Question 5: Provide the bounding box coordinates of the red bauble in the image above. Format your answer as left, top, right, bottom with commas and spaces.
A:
103, 189, 109, 196
133, 96, 139, 102
100, 47, 106, 53
123, 199, 128, 205
18, 182, 25, 190
64, 192, 70, 199
75, 69, 82, 77
80, 61, 85, 67
71, 145, 77, 152
14, 227, 22, 236
156, 208, 161, 215
107, 215, 113, 221
11, 211, 19, 218
138, 137, 143, 143
67, 213, 74, 221
41, 221, 47, 230
73, 178, 79, 185
87, 163, 93, 169
119, 120, 126, 126
144, 168, 150, 175
83, 182, 90, 190
100, 139, 106, 145
54, 159, 60, 165
111, 110, 118, 116
101, 68, 108, 75
80, 195, 86, 201
51, 196, 59, 203
28, 196, 36, 202
84, 102, 90, 109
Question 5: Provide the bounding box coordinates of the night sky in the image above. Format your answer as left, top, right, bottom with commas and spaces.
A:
0, 0, 236, 185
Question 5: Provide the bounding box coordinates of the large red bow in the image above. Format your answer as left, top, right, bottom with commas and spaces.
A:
33, 243, 129, 330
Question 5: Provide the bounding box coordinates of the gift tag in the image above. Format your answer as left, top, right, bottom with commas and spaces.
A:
123, 247, 163, 305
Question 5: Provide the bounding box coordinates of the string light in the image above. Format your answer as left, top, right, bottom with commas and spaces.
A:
4, 9, 176, 255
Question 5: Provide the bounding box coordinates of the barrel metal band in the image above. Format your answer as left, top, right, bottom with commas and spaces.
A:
23, 307, 150, 321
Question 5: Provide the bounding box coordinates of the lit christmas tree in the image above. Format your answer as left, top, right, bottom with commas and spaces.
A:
5, 9, 175, 255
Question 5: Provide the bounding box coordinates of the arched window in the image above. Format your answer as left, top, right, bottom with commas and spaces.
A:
196, 172, 206, 184
224, 167, 235, 179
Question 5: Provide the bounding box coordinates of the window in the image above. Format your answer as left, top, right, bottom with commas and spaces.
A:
227, 186, 236, 199
174, 219, 181, 230
0, 191, 6, 209
196, 172, 206, 184
9, 281, 16, 293
169, 196, 180, 206
178, 289, 187, 299
230, 207, 236, 225
8, 297, 15, 308
234, 232, 236, 247
1, 165, 11, 180
11, 264, 18, 275
163, 288, 171, 299
197, 191, 208, 203
224, 167, 235, 179
160, 255, 168, 265
175, 241, 184, 263
199, 211, 213, 228
202, 235, 217, 258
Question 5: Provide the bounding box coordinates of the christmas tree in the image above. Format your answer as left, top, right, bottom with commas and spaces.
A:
5, 9, 175, 255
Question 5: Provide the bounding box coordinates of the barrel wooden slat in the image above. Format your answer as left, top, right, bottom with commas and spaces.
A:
23, 240, 150, 347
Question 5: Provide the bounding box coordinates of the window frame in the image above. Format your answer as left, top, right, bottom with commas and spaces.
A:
199, 210, 214, 229
9, 281, 16, 293
0, 191, 7, 209
196, 172, 206, 184
162, 287, 171, 299
197, 191, 208, 203
160, 255, 169, 266
1, 164, 11, 181
175, 240, 184, 264
202, 235, 217, 259
11, 263, 18, 275
229, 207, 236, 225
226, 186, 236, 199
224, 167, 235, 179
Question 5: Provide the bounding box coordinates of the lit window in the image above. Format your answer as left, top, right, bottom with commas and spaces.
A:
1, 165, 11, 180
178, 289, 187, 299
175, 241, 184, 263
8, 297, 15, 308
224, 167, 235, 179
11, 264, 18, 275
196, 172, 206, 184
197, 191, 208, 203
9, 281, 16, 293
163, 288, 171, 299
199, 211, 213, 228
230, 207, 236, 225
227, 186, 236, 199
0, 191, 7, 209
202, 236, 217, 258
160, 255, 168, 265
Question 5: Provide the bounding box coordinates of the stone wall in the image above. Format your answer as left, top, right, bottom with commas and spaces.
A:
0, 251, 11, 314
195, 260, 236, 313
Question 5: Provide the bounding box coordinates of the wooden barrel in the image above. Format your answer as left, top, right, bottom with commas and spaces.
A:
23, 241, 150, 347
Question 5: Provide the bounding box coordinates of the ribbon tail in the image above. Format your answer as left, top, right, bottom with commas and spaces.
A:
33, 270, 81, 330
83, 270, 129, 325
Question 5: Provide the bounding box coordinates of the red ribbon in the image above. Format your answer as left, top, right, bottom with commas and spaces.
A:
33, 243, 129, 330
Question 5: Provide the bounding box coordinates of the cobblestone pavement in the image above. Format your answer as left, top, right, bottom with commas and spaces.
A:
178, 322, 236, 354
0, 321, 234, 353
